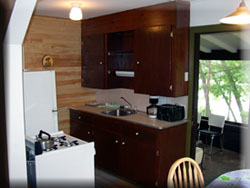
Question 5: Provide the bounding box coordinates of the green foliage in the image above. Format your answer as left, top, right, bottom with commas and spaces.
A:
198, 107, 206, 116
199, 60, 250, 124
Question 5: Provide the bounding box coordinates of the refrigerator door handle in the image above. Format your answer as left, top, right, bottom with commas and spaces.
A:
52, 109, 58, 113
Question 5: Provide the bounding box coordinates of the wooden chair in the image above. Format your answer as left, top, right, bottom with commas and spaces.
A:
167, 157, 205, 188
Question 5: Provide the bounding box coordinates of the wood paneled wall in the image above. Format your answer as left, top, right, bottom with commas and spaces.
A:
23, 16, 96, 134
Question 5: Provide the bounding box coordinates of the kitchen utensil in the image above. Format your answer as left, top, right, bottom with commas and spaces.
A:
37, 130, 55, 151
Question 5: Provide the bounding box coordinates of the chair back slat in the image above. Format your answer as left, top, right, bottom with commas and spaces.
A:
174, 173, 178, 188
193, 167, 199, 188
183, 162, 188, 188
177, 165, 183, 188
167, 157, 205, 188
188, 161, 194, 188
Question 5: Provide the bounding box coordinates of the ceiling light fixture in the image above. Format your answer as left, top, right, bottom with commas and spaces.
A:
69, 3, 83, 21
220, 0, 250, 25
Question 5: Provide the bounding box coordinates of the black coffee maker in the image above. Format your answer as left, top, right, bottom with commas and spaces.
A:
146, 96, 159, 118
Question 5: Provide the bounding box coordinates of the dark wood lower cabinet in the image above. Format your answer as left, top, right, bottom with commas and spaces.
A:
94, 128, 120, 173
70, 109, 94, 142
121, 138, 157, 187
70, 109, 186, 187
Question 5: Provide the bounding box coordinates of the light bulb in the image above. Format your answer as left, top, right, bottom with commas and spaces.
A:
69, 3, 83, 21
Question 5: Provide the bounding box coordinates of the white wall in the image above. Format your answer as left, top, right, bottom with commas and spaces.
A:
4, 0, 37, 186
190, 0, 248, 27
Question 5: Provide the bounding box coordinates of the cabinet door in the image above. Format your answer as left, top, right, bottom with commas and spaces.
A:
94, 128, 120, 173
121, 138, 158, 187
120, 125, 158, 187
134, 25, 172, 96
70, 110, 93, 142
82, 34, 105, 88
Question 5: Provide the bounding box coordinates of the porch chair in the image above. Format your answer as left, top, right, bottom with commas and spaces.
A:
167, 157, 205, 188
198, 114, 225, 155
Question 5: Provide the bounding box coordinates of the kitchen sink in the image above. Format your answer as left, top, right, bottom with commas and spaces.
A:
102, 109, 136, 116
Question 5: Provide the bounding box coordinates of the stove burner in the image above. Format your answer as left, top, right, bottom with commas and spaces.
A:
60, 136, 66, 141
44, 144, 58, 151
59, 140, 79, 147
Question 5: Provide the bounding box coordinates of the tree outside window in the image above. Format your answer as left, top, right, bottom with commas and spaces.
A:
198, 60, 250, 124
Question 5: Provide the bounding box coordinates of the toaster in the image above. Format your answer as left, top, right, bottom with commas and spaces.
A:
157, 104, 185, 122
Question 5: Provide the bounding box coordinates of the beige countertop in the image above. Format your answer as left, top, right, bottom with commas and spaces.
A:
70, 105, 187, 130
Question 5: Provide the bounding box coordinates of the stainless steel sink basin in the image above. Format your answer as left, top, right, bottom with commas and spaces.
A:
102, 109, 136, 116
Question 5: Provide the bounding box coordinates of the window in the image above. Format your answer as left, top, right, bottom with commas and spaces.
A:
198, 60, 250, 124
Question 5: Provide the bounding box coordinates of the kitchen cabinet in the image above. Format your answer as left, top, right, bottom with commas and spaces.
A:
70, 108, 186, 187
95, 116, 159, 187
120, 124, 158, 187
107, 31, 135, 89
70, 109, 94, 142
94, 128, 120, 173
94, 116, 121, 173
82, 34, 105, 88
81, 1, 189, 96
134, 25, 172, 96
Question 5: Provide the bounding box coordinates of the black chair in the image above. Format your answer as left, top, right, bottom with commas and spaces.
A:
198, 114, 225, 155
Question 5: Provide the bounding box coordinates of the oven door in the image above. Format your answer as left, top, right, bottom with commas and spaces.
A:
35, 141, 95, 187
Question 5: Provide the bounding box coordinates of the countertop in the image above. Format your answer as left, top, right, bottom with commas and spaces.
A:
70, 105, 187, 130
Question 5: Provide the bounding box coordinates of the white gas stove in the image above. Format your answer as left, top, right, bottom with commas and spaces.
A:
26, 131, 95, 188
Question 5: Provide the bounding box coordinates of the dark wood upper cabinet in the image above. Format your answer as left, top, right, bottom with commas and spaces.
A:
82, 34, 105, 88
134, 25, 171, 96
81, 1, 190, 96
107, 31, 135, 89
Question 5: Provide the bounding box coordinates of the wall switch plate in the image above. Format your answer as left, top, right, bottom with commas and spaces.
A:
185, 72, 188, 81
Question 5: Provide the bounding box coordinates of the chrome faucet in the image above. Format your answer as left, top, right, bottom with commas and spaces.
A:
120, 97, 132, 109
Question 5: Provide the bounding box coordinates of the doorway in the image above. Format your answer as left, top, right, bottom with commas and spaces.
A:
188, 24, 248, 185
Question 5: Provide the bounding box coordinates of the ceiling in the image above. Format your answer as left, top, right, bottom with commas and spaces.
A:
33, 0, 250, 54
200, 31, 250, 54
34, 0, 176, 19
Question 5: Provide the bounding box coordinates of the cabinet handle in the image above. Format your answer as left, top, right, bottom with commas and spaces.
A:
115, 140, 119, 144
78, 116, 82, 120
87, 131, 91, 135
108, 70, 111, 74
122, 142, 125, 145
100, 61, 103, 65
170, 85, 173, 91
135, 132, 139, 136
136, 61, 140, 65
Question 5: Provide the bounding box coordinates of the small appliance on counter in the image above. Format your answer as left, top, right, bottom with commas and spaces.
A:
157, 104, 185, 122
146, 96, 159, 119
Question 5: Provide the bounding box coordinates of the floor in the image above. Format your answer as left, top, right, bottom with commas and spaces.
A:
95, 168, 139, 188
202, 145, 242, 186
95, 145, 242, 187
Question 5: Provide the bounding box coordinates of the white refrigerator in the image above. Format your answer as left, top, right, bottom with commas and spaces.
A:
23, 70, 58, 136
